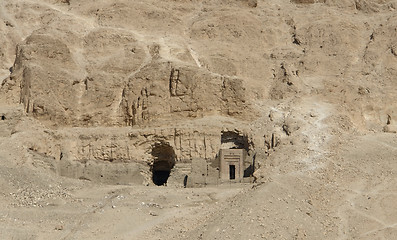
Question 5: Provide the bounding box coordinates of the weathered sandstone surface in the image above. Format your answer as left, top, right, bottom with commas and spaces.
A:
1, 0, 397, 239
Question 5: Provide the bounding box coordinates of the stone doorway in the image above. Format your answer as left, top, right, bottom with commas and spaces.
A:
229, 165, 236, 180
219, 149, 246, 181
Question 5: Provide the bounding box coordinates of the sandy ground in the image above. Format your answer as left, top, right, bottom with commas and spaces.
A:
0, 130, 396, 239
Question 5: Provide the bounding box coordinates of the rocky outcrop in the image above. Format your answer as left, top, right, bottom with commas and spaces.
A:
1, 0, 397, 188
3, 30, 254, 128
120, 61, 254, 127
21, 125, 257, 185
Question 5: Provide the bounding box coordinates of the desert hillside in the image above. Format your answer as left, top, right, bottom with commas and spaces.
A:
1, 0, 397, 239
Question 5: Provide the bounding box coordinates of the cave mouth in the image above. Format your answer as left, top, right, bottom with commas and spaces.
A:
152, 170, 171, 186
220, 131, 249, 151
151, 142, 176, 186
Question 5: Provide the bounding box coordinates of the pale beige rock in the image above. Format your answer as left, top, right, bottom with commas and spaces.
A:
0, 0, 397, 239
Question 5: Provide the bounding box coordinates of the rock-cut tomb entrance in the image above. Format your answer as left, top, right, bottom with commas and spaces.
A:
151, 142, 176, 186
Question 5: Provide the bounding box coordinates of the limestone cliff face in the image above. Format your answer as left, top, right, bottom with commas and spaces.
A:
1, 0, 397, 132
120, 62, 252, 126
58, 127, 252, 165
19, 125, 254, 184
4, 32, 254, 127
2, 0, 397, 186
2, 29, 148, 126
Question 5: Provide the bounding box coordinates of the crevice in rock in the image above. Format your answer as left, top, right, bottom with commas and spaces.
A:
169, 68, 180, 97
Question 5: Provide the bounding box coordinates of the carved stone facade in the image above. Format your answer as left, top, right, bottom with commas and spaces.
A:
219, 149, 246, 181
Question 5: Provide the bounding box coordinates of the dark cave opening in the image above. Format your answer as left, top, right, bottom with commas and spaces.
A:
220, 131, 249, 151
151, 142, 176, 186
152, 170, 171, 186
